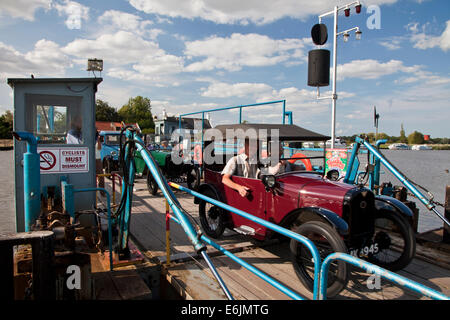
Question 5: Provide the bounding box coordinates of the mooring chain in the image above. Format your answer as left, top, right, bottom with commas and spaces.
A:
405, 191, 446, 208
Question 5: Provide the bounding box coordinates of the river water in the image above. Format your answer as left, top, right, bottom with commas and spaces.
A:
301, 149, 450, 233
1, 149, 449, 233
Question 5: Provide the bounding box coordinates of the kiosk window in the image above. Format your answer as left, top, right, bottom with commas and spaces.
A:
26, 94, 83, 144
35, 105, 83, 144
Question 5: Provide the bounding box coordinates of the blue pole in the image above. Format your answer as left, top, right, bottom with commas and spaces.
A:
13, 132, 40, 232
343, 140, 361, 184
357, 138, 428, 209
133, 134, 205, 252
319, 252, 449, 300
239, 107, 242, 124
49, 106, 54, 133
170, 182, 321, 299
179, 100, 286, 118
168, 213, 302, 299
201, 235, 304, 300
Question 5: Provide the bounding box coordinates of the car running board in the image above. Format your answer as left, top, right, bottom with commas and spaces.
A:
233, 225, 256, 236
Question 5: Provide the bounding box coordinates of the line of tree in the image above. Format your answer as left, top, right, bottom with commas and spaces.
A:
0, 96, 155, 139
96, 96, 155, 134
341, 130, 449, 145
0, 110, 13, 139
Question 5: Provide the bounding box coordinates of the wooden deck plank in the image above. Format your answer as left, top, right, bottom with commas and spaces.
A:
115, 179, 450, 301
109, 269, 152, 300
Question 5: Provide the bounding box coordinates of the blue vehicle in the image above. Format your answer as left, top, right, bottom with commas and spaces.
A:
99, 131, 121, 174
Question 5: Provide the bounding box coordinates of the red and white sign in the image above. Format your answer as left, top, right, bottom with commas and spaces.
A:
37, 147, 89, 174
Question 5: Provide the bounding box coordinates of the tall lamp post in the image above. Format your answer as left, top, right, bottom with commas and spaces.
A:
317, 1, 362, 149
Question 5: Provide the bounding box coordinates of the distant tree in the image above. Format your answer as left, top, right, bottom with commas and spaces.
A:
118, 96, 154, 134
96, 99, 120, 122
408, 131, 424, 144
0, 110, 13, 139
377, 132, 390, 141
399, 123, 407, 143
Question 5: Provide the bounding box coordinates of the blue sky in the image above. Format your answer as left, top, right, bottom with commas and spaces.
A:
0, 0, 449, 138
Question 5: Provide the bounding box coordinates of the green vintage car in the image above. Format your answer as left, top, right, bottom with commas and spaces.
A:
134, 145, 200, 195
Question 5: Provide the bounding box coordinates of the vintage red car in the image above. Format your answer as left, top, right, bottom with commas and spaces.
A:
195, 123, 416, 297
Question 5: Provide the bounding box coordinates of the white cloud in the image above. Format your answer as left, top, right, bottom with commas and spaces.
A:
185, 33, 309, 72
53, 0, 89, 30
0, 39, 70, 79
62, 31, 184, 85
128, 0, 397, 25
201, 82, 273, 98
0, 0, 51, 21
97, 10, 163, 39
410, 20, 450, 52
379, 37, 403, 50
63, 31, 163, 65
337, 59, 421, 80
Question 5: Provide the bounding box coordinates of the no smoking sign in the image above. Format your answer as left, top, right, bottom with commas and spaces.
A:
39, 150, 57, 170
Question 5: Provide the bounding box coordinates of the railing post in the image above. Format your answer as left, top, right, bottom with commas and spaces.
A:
444, 185, 450, 244
165, 199, 171, 265
112, 173, 116, 205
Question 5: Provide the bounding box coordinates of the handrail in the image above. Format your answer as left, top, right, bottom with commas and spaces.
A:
167, 213, 305, 300
169, 182, 322, 300
178, 100, 288, 172
346, 137, 450, 227
319, 252, 450, 300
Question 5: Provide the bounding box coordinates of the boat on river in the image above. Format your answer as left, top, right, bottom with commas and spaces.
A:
388, 143, 410, 150
411, 144, 433, 150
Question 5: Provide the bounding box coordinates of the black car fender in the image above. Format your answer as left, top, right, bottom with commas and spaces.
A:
281, 207, 349, 236
375, 195, 413, 218
193, 183, 222, 205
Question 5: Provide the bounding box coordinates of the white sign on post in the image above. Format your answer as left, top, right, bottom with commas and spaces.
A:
38, 147, 89, 174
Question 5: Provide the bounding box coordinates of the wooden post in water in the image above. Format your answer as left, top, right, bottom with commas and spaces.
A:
443, 185, 450, 244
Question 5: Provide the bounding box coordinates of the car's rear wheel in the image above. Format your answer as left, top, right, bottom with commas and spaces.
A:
146, 172, 159, 195
367, 210, 416, 271
198, 189, 226, 238
290, 221, 348, 298
103, 158, 112, 177
187, 166, 201, 191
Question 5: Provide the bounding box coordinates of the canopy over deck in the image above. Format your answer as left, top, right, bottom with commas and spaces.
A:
207, 123, 330, 141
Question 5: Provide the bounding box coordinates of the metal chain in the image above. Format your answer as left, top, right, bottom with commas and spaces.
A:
24, 278, 33, 300
406, 191, 446, 208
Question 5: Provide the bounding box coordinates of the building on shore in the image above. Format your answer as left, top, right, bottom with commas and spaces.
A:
153, 109, 211, 144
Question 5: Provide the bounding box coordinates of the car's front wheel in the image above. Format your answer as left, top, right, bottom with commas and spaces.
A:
290, 220, 348, 298
146, 172, 159, 195
367, 209, 416, 271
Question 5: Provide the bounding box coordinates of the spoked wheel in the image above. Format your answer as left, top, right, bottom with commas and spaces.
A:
198, 189, 225, 238
290, 221, 348, 298
146, 172, 159, 195
186, 166, 201, 191
103, 159, 112, 178
367, 210, 416, 271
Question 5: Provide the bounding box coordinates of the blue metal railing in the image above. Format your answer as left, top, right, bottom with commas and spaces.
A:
178, 100, 289, 169
319, 252, 450, 300
168, 214, 304, 300
169, 182, 322, 300
345, 137, 450, 227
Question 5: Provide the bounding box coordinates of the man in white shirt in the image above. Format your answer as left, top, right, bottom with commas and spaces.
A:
221, 138, 258, 197
222, 140, 295, 197
66, 116, 82, 144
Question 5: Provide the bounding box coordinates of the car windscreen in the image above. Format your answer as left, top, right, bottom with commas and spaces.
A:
105, 135, 121, 145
